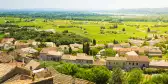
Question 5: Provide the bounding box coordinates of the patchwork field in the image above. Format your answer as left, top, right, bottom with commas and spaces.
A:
1, 17, 168, 43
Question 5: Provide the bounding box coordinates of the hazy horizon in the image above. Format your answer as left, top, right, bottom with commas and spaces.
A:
0, 0, 168, 10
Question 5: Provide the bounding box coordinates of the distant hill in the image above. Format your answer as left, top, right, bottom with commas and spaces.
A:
1, 7, 168, 15
112, 7, 168, 14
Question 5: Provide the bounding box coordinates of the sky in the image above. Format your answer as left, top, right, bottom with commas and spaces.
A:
0, 0, 168, 10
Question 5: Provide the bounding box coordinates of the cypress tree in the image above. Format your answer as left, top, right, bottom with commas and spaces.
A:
93, 39, 96, 45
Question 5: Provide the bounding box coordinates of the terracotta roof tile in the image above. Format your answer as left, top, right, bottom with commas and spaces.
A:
106, 57, 127, 61
126, 56, 149, 62
40, 47, 57, 53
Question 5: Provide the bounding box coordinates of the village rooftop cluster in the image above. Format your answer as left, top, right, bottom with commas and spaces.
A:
0, 33, 168, 84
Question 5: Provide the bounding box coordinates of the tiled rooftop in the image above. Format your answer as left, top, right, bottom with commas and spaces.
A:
106, 57, 127, 61
0, 64, 15, 77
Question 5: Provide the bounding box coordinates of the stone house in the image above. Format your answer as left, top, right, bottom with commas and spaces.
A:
107, 43, 113, 48
113, 44, 122, 51
129, 39, 144, 47
1, 38, 15, 44
0, 52, 13, 63
126, 51, 138, 56
120, 43, 131, 48
75, 53, 94, 65
45, 42, 56, 47
148, 47, 162, 57
14, 41, 30, 49
117, 47, 145, 56
149, 60, 168, 68
25, 60, 40, 70
125, 56, 149, 70
61, 55, 76, 63
117, 48, 132, 56
147, 40, 160, 46
0, 38, 15, 50
106, 57, 127, 69
39, 47, 63, 61
21, 47, 38, 57
106, 56, 149, 70
0, 42, 15, 50
69, 43, 83, 51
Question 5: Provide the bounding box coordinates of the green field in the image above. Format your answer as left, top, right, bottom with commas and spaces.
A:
1, 17, 168, 43
0, 33, 4, 38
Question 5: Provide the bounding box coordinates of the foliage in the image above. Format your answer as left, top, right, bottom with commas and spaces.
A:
83, 42, 90, 55
127, 68, 143, 84
109, 68, 124, 84
122, 28, 126, 32
103, 48, 116, 57
142, 41, 149, 46
89, 47, 100, 56
75, 66, 111, 84
147, 28, 151, 32
144, 73, 168, 84
38, 42, 46, 48
40, 61, 111, 84
57, 63, 78, 76
113, 39, 119, 44
3, 27, 90, 45
155, 41, 168, 54
93, 39, 96, 45
69, 47, 72, 54
143, 68, 168, 74
72, 49, 83, 55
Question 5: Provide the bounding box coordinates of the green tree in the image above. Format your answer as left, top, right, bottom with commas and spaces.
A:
147, 28, 151, 32
86, 42, 90, 55
63, 30, 68, 33
83, 42, 90, 55
69, 47, 72, 54
38, 42, 46, 48
154, 35, 158, 39
104, 48, 116, 57
122, 28, 126, 32
91, 66, 111, 84
93, 39, 96, 45
89, 47, 99, 56
161, 73, 168, 84
83, 43, 85, 53
113, 39, 119, 44
57, 63, 78, 76
114, 24, 118, 28
142, 41, 149, 46
75, 66, 111, 84
127, 69, 143, 84
151, 75, 163, 84
109, 68, 124, 84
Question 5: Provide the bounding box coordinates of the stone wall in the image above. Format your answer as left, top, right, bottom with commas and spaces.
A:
31, 77, 53, 84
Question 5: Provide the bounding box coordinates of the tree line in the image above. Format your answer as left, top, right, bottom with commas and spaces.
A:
41, 61, 168, 84
0, 26, 90, 45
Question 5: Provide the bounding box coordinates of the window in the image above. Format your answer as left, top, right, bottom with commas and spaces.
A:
136, 63, 138, 65
129, 62, 131, 65
133, 63, 134, 65
143, 64, 145, 67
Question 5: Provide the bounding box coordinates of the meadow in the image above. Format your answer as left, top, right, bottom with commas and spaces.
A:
1, 17, 168, 43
